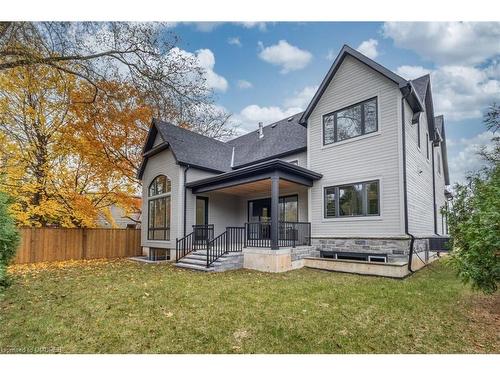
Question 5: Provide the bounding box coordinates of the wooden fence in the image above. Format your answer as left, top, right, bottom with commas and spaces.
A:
13, 228, 142, 264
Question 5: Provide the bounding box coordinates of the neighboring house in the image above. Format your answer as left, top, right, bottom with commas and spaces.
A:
97, 201, 141, 229
137, 45, 450, 276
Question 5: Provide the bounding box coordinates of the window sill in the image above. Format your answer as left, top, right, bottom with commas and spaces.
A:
321, 131, 381, 150
321, 216, 383, 223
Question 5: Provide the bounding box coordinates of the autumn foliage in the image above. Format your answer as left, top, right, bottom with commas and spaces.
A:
0, 66, 148, 227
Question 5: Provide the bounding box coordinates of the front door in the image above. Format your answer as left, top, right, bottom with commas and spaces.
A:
195, 197, 210, 244
196, 196, 208, 225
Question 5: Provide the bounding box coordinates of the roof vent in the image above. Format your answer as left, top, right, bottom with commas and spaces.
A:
287, 116, 294, 122
258, 122, 264, 139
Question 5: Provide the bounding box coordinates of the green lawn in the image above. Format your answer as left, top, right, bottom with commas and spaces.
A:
0, 259, 498, 354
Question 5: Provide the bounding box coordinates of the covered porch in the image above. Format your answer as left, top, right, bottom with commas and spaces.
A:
186, 159, 322, 250
176, 160, 322, 270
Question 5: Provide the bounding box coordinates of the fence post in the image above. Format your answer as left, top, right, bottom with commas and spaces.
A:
81, 228, 87, 259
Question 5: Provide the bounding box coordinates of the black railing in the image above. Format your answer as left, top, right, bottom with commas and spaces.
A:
244, 221, 311, 248
192, 224, 214, 250
245, 222, 271, 247
279, 221, 311, 247
206, 227, 245, 267
176, 232, 194, 261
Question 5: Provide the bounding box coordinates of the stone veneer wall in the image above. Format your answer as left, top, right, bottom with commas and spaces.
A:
311, 237, 432, 263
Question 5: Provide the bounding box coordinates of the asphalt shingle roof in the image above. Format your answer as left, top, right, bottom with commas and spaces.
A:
155, 120, 233, 172
411, 75, 430, 103
153, 112, 307, 172
227, 112, 306, 168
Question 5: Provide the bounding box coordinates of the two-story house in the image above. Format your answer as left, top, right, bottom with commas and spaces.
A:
137, 45, 450, 277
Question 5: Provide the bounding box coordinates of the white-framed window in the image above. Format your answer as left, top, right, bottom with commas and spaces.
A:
148, 175, 171, 240
323, 97, 378, 145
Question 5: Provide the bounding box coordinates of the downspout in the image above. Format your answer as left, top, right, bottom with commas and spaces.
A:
401, 85, 416, 272
183, 165, 190, 237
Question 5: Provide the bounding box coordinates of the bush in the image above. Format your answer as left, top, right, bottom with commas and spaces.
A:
445, 155, 500, 294
0, 192, 20, 288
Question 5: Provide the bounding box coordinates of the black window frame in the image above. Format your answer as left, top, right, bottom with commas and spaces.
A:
426, 133, 430, 160
195, 196, 209, 226
147, 175, 171, 241
415, 114, 421, 149
323, 180, 380, 218
247, 194, 299, 222
322, 97, 378, 146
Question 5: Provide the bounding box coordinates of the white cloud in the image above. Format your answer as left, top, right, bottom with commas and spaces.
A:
284, 85, 318, 108
356, 39, 379, 59
234, 105, 302, 132
228, 37, 242, 47
447, 131, 496, 183
168, 47, 228, 92
195, 49, 228, 92
192, 22, 222, 32
396, 62, 500, 121
237, 22, 267, 31
396, 65, 431, 80
237, 80, 253, 89
233, 84, 317, 133
326, 49, 337, 61
382, 22, 500, 65
258, 40, 313, 74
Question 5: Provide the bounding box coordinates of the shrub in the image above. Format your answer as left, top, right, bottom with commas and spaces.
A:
0, 192, 20, 288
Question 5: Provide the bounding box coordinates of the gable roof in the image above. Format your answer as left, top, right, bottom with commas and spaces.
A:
411, 74, 430, 103
137, 119, 234, 178
227, 112, 306, 168
155, 119, 233, 172
299, 45, 424, 125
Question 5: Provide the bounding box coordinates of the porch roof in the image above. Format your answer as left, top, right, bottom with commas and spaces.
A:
186, 159, 323, 194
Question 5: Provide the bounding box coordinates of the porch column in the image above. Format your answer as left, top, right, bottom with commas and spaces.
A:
270, 174, 279, 250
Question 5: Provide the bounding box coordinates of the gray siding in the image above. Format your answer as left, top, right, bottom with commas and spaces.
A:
434, 144, 448, 235
404, 101, 436, 236
307, 55, 404, 238
141, 148, 182, 249
281, 151, 307, 167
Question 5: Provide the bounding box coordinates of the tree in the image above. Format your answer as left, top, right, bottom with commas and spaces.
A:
0, 67, 146, 227
0, 22, 237, 227
445, 103, 500, 294
0, 192, 20, 288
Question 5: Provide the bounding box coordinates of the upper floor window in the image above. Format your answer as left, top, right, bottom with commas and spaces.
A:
437, 152, 441, 174
412, 112, 421, 149
323, 97, 378, 145
324, 180, 380, 218
426, 133, 430, 160
148, 175, 171, 241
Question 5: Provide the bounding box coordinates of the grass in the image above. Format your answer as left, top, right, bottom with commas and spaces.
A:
0, 258, 498, 354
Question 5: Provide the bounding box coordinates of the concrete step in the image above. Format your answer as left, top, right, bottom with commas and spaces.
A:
178, 257, 210, 266
175, 262, 214, 272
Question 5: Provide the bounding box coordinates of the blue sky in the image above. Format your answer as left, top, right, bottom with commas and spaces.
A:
164, 22, 500, 184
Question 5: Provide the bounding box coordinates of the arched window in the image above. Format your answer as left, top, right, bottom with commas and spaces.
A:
148, 175, 171, 240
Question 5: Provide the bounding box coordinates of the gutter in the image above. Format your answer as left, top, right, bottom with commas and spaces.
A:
183, 165, 190, 237
401, 84, 416, 272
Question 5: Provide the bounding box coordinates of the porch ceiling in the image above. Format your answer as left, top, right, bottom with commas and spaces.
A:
185, 159, 322, 194
215, 178, 300, 195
